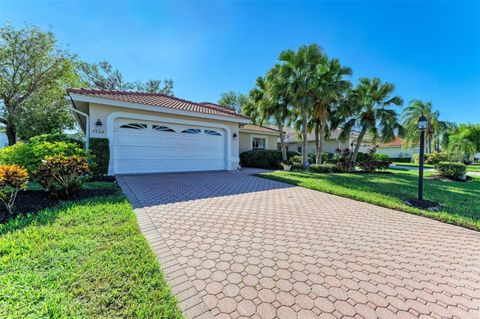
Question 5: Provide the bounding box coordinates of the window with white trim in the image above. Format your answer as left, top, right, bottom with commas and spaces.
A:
204, 129, 222, 136
181, 128, 201, 134
120, 123, 147, 130
153, 125, 175, 132
252, 137, 266, 150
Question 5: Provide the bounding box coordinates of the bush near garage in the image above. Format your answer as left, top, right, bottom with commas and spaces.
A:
0, 133, 86, 174
0, 164, 28, 217
35, 155, 90, 198
435, 162, 467, 180
240, 150, 300, 169
89, 138, 110, 176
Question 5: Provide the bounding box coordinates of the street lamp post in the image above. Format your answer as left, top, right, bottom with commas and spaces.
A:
417, 115, 428, 201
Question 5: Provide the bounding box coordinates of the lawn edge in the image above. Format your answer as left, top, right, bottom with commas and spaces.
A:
116, 175, 213, 319
256, 172, 480, 232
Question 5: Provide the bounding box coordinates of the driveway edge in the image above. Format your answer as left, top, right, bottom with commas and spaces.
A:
116, 175, 214, 319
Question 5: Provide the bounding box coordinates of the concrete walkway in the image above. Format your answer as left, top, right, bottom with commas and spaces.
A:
118, 171, 480, 319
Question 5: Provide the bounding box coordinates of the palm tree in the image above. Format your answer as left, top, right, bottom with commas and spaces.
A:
309, 58, 352, 164
340, 78, 403, 170
447, 137, 476, 162
243, 65, 291, 161
278, 44, 320, 164
402, 100, 453, 153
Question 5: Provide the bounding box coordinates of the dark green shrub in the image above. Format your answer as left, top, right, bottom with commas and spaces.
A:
29, 133, 84, 148
435, 162, 466, 180
35, 155, 90, 198
240, 150, 300, 169
425, 151, 449, 165
309, 163, 339, 173
388, 157, 412, 163
308, 152, 335, 164
89, 138, 110, 176
334, 148, 352, 172
358, 149, 392, 172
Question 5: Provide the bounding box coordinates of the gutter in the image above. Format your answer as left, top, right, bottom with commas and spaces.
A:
68, 94, 90, 152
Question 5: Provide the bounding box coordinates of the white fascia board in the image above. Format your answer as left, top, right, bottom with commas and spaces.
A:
239, 129, 279, 136
68, 94, 251, 124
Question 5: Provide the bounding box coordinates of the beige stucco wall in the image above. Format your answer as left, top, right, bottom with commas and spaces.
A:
283, 139, 345, 154
87, 103, 241, 171
239, 132, 278, 154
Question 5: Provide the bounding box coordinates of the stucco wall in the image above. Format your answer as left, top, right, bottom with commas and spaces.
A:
377, 146, 417, 158
283, 139, 344, 154
88, 103, 241, 171
239, 132, 278, 154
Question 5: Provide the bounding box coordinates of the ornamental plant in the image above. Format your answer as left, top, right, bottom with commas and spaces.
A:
0, 164, 28, 215
435, 162, 466, 180
35, 155, 90, 198
334, 148, 353, 172
358, 148, 392, 172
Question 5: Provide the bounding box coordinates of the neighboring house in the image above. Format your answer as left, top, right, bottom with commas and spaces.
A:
0, 130, 8, 148
279, 126, 374, 155
377, 137, 418, 159
67, 88, 279, 175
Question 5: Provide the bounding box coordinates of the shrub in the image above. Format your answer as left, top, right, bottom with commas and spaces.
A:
388, 157, 412, 163
334, 148, 352, 172
435, 162, 466, 180
35, 155, 90, 198
29, 133, 84, 148
0, 165, 28, 215
309, 163, 339, 173
307, 152, 335, 164
425, 151, 449, 165
89, 138, 110, 176
358, 148, 392, 172
240, 150, 300, 169
0, 140, 85, 174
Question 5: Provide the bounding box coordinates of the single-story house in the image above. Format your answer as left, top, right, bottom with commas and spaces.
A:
377, 137, 418, 159
67, 88, 279, 175
279, 126, 375, 155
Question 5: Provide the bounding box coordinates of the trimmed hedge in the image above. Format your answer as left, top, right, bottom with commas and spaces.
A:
309, 164, 339, 173
89, 138, 110, 176
435, 162, 466, 179
240, 150, 300, 169
388, 157, 411, 163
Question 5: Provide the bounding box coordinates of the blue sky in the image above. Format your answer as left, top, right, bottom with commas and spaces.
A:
1, 1, 479, 123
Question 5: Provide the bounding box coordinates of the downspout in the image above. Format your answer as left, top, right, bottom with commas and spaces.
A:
68, 94, 90, 152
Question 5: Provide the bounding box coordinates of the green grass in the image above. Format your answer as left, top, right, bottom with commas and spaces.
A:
0, 195, 183, 318
259, 169, 480, 231
392, 162, 480, 173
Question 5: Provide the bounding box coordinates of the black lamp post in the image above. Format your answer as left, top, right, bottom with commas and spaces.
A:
417, 115, 428, 201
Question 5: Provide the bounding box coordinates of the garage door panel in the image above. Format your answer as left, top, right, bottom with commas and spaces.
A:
113, 119, 226, 174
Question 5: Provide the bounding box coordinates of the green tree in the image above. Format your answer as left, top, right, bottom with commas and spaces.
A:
218, 91, 248, 113
401, 100, 453, 153
278, 44, 320, 164
309, 58, 352, 164
341, 78, 403, 170
446, 124, 480, 161
79, 61, 174, 95
0, 24, 76, 145
243, 65, 291, 161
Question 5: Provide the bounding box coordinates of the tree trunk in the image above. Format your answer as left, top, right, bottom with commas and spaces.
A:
314, 124, 320, 164
428, 134, 433, 153
351, 127, 367, 171
277, 121, 287, 162
302, 109, 308, 166
317, 109, 327, 165
6, 119, 16, 146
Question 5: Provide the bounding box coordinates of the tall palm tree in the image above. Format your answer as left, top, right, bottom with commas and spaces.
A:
340, 78, 403, 170
278, 44, 320, 164
309, 58, 352, 164
243, 65, 291, 161
402, 100, 453, 153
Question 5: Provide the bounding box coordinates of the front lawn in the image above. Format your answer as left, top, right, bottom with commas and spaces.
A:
259, 170, 480, 231
0, 193, 182, 318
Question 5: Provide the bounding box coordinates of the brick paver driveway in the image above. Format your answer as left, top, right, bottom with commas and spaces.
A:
118, 171, 480, 319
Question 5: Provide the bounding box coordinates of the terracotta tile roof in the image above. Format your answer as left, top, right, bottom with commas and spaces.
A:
380, 136, 403, 147
67, 88, 250, 121
240, 124, 280, 134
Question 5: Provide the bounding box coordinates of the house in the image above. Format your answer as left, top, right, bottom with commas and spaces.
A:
377, 137, 418, 159
279, 126, 375, 155
67, 88, 279, 175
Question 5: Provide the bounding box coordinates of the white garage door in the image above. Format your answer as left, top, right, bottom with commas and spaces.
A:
113, 119, 226, 174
